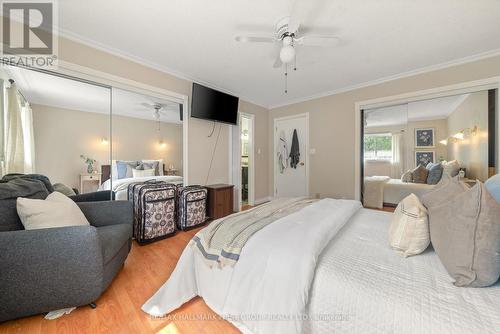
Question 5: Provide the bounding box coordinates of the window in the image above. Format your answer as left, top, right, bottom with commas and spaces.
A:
364, 133, 393, 161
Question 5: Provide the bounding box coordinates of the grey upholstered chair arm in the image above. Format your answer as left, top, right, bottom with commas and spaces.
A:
0, 226, 103, 322
70, 190, 115, 202
77, 200, 133, 227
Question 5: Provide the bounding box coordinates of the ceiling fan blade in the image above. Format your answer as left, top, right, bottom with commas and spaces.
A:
273, 55, 282, 68
140, 102, 154, 108
235, 35, 275, 43
298, 35, 340, 47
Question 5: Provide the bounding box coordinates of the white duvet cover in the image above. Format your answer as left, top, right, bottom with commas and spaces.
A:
304, 209, 500, 334
142, 202, 500, 334
142, 198, 362, 334
99, 175, 183, 200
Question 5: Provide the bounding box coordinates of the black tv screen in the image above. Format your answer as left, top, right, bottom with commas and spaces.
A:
191, 83, 239, 125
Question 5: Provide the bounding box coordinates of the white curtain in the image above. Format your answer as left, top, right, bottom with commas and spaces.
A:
21, 102, 36, 173
4, 84, 25, 174
391, 132, 404, 179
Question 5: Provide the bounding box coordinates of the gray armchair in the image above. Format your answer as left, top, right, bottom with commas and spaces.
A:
0, 184, 133, 322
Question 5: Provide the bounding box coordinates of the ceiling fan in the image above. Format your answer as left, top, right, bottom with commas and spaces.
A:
234, 0, 340, 70
140, 102, 178, 121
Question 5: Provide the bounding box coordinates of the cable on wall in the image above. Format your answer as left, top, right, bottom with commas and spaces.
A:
207, 120, 216, 137
205, 122, 222, 184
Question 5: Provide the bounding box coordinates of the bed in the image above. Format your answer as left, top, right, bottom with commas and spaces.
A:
99, 164, 183, 200
383, 178, 435, 206
141, 199, 500, 334
364, 177, 435, 208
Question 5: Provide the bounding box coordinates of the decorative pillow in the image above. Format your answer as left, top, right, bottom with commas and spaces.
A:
420, 175, 467, 209
142, 159, 163, 176
17, 192, 90, 230
411, 165, 428, 184
485, 174, 500, 203
401, 170, 413, 183
388, 194, 430, 257
426, 162, 443, 185
137, 161, 159, 174
442, 160, 460, 177
52, 183, 76, 196
132, 168, 155, 178
116, 160, 139, 179
428, 181, 500, 287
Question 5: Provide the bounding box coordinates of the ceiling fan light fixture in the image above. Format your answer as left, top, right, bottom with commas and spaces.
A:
279, 45, 295, 64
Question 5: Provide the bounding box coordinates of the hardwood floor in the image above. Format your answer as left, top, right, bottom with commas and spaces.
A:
0, 227, 240, 334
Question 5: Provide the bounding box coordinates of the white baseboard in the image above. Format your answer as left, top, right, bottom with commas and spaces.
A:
254, 196, 273, 205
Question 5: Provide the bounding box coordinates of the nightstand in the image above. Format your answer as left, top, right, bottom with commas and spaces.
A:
206, 184, 234, 220
165, 169, 178, 176
80, 173, 102, 193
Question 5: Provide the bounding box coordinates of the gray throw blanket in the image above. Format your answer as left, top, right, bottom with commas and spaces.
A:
0, 177, 49, 200
289, 129, 300, 168
191, 197, 316, 268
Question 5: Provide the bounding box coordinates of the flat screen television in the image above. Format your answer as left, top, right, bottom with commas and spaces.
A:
191, 83, 239, 125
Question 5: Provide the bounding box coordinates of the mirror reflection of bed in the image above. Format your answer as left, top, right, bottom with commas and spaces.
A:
100, 88, 184, 200
362, 90, 494, 211
0, 64, 184, 201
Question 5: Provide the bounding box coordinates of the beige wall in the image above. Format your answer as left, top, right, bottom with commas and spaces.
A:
270, 56, 500, 199
57, 37, 269, 200
32, 104, 183, 190
447, 91, 489, 181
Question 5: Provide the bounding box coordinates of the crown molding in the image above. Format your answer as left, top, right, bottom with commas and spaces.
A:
56, 29, 269, 109
269, 48, 500, 109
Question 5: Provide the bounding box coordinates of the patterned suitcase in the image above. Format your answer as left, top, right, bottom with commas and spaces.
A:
176, 185, 208, 230
127, 181, 177, 244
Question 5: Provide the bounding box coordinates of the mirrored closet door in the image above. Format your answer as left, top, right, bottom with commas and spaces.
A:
106, 87, 184, 200
362, 89, 497, 210
0, 64, 112, 197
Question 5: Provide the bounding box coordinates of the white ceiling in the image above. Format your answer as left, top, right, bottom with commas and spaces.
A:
54, 0, 500, 108
5, 66, 182, 123
365, 94, 469, 128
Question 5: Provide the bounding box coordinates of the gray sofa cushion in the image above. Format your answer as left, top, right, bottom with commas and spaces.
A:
97, 223, 133, 264
429, 182, 500, 287
426, 162, 443, 185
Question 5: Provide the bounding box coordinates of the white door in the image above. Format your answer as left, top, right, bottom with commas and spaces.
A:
274, 113, 309, 198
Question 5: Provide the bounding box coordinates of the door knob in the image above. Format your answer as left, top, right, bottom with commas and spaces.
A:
299, 162, 305, 166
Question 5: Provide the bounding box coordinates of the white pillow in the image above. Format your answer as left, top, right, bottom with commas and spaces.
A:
132, 168, 155, 178
17, 192, 90, 230
388, 193, 430, 257
442, 160, 460, 177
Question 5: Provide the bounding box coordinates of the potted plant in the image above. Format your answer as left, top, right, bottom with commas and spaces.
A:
80, 155, 97, 174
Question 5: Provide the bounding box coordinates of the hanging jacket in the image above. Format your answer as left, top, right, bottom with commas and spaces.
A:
289, 129, 300, 169
277, 131, 288, 174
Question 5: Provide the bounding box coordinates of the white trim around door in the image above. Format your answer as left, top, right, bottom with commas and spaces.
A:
242, 112, 255, 207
